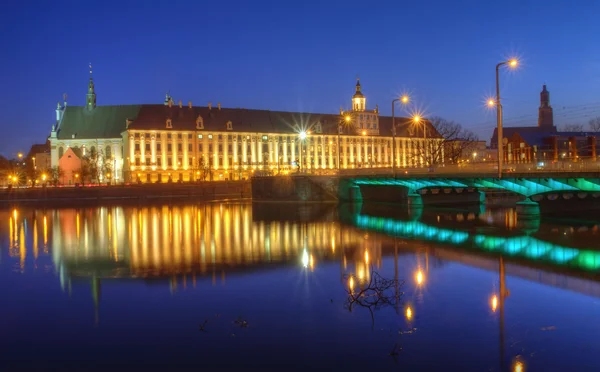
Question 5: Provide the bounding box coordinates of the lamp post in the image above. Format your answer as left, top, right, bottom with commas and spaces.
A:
494, 59, 518, 179
412, 115, 427, 167
391, 95, 410, 177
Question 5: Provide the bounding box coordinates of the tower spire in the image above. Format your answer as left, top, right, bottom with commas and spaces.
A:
86, 63, 96, 110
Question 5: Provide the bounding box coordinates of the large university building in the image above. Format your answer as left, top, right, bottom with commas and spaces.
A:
49, 73, 440, 184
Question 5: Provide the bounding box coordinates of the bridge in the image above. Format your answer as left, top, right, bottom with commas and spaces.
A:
340, 172, 600, 215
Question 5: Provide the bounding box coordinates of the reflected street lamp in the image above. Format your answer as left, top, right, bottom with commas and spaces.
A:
494, 58, 518, 179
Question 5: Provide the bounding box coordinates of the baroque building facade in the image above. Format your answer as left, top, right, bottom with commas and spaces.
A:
50, 75, 441, 184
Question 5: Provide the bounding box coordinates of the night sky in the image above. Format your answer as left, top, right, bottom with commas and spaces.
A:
2, 0, 600, 157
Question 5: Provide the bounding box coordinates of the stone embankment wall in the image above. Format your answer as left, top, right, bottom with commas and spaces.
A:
0, 181, 251, 208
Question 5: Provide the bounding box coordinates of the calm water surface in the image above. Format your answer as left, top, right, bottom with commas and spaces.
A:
1, 202, 600, 371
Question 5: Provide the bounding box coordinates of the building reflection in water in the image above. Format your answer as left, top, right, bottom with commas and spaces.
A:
1, 204, 387, 284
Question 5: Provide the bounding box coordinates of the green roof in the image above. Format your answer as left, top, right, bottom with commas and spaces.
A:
57, 105, 141, 140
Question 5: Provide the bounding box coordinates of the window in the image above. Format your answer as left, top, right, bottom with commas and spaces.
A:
157, 143, 162, 152
262, 135, 268, 141
146, 158, 150, 165
135, 143, 140, 151
199, 144, 203, 152
228, 144, 232, 152
135, 158, 140, 166
208, 134, 213, 139
166, 119, 172, 129
188, 134, 192, 139
209, 144, 213, 152
145, 143, 150, 152
218, 135, 223, 140
168, 158, 172, 166
226, 121, 233, 130
188, 143, 192, 152
106, 146, 112, 159
178, 134, 182, 139
178, 158, 182, 166
167, 134, 172, 139
134, 133, 140, 138
188, 158, 193, 166
218, 144, 223, 152
167, 144, 172, 152
177, 143, 182, 152
198, 134, 203, 139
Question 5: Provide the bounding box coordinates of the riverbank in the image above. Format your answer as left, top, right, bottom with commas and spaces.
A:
0, 181, 251, 208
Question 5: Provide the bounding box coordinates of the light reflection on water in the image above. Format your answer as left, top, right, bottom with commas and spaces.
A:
0, 203, 600, 371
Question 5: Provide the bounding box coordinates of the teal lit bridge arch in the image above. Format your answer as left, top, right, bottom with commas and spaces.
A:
351, 177, 600, 198
351, 213, 600, 273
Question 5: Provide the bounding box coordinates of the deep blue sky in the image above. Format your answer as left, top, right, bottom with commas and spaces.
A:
2, 0, 600, 157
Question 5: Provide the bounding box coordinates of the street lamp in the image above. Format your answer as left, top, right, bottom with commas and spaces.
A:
391, 95, 410, 177
494, 58, 519, 179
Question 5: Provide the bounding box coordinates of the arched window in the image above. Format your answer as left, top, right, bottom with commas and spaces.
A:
58, 146, 64, 159
106, 146, 112, 159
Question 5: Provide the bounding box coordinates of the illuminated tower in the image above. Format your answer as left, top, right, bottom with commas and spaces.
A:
352, 79, 366, 112
538, 84, 553, 129
349, 79, 379, 135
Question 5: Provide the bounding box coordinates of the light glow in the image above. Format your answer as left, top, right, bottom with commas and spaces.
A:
491, 295, 498, 312
415, 270, 424, 285
405, 306, 413, 320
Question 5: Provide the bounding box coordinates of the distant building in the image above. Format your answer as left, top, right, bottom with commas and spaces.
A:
490, 85, 598, 164
26, 142, 51, 173
49, 73, 442, 183
445, 140, 492, 165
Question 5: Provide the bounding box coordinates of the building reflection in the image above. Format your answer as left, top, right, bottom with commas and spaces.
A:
0, 204, 377, 284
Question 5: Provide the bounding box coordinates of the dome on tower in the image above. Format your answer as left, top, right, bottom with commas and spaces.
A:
353, 80, 365, 98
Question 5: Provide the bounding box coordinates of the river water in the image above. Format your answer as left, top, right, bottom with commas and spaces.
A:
1, 202, 599, 371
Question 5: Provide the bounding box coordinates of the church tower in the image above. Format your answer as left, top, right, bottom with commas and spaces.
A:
86, 63, 96, 110
352, 79, 366, 112
538, 84, 553, 129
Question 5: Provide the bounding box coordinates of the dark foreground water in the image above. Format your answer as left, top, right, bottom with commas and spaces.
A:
1, 202, 600, 371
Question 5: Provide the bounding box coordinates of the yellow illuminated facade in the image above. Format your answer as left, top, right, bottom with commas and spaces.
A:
121, 83, 441, 183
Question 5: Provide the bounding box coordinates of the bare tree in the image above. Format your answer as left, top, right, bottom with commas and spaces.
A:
407, 116, 478, 167
561, 123, 584, 132
50, 166, 64, 186
589, 117, 600, 132
197, 155, 213, 181
101, 153, 113, 184
343, 267, 403, 328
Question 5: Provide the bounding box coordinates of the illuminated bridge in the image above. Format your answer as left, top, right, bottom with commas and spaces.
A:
349, 213, 600, 274
341, 173, 600, 212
